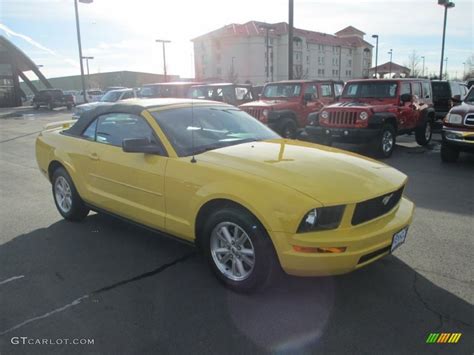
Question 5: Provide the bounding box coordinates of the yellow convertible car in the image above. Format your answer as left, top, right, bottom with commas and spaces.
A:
36, 99, 414, 292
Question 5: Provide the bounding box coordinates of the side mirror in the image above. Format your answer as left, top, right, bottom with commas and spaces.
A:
122, 138, 163, 155
400, 93, 412, 103
452, 95, 462, 103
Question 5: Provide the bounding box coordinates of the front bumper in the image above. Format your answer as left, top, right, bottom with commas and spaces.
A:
442, 129, 474, 152
305, 125, 380, 143
270, 197, 415, 276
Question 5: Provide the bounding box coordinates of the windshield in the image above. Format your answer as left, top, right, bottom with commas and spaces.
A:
343, 82, 398, 98
152, 106, 279, 156
465, 89, 474, 102
100, 91, 123, 102
263, 84, 301, 98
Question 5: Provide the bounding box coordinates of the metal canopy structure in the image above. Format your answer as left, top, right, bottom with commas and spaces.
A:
368, 61, 411, 79
0, 35, 52, 107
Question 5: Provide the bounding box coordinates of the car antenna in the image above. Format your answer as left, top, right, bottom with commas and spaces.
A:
190, 99, 197, 163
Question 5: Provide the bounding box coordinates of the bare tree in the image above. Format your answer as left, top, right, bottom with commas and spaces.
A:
405, 50, 421, 77
293, 65, 309, 79
227, 67, 238, 83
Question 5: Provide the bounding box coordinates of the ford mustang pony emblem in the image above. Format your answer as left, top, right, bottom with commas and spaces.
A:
382, 193, 394, 206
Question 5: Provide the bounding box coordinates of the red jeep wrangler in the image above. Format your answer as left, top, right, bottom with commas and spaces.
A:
306, 79, 435, 158
239, 80, 343, 138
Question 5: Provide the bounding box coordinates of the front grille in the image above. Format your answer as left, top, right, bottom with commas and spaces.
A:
358, 246, 391, 264
243, 108, 263, 120
352, 186, 404, 225
464, 114, 474, 127
327, 111, 358, 126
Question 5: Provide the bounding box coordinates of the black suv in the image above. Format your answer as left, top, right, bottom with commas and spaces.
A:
32, 89, 74, 110
432, 80, 469, 120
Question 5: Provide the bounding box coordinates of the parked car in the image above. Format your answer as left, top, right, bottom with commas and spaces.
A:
440, 87, 474, 162
32, 89, 75, 110
239, 80, 344, 138
63, 90, 78, 106
103, 86, 126, 93
466, 79, 474, 89
306, 79, 436, 158
35, 99, 414, 292
72, 88, 137, 119
432, 80, 469, 120
139, 82, 203, 99
189, 83, 255, 106
75, 90, 103, 104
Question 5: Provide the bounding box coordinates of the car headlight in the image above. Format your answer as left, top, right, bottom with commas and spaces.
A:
262, 109, 269, 117
359, 111, 369, 120
445, 113, 463, 125
297, 205, 345, 233
320, 111, 329, 119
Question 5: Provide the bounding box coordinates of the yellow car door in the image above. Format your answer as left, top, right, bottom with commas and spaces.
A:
90, 112, 167, 230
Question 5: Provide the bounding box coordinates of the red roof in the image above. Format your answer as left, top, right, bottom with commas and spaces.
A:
192, 21, 373, 48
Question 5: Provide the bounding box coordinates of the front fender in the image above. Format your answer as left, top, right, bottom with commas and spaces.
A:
368, 113, 398, 130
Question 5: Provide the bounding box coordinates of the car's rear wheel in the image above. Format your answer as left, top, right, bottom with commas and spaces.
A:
52, 167, 89, 221
202, 207, 279, 293
373, 124, 396, 158
415, 120, 432, 146
48, 102, 54, 111
440, 143, 459, 163
34, 104, 40, 110
280, 118, 297, 139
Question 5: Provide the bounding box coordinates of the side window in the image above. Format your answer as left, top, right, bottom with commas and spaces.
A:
450, 83, 461, 97
82, 119, 97, 141
235, 87, 251, 100
304, 84, 318, 98
335, 84, 344, 96
412, 82, 422, 98
96, 113, 157, 147
121, 91, 134, 100
422, 82, 432, 99
320, 84, 333, 97
400, 83, 411, 95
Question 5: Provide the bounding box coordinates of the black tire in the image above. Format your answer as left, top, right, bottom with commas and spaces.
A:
440, 143, 459, 163
51, 167, 89, 221
372, 124, 396, 158
202, 207, 280, 293
34, 104, 40, 110
415, 120, 432, 146
48, 102, 54, 111
279, 118, 297, 139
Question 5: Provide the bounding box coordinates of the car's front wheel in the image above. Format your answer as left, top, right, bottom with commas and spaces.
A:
280, 118, 297, 139
52, 167, 89, 221
203, 207, 279, 293
373, 124, 396, 158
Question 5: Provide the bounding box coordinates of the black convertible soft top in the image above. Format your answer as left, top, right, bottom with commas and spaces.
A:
65, 98, 219, 137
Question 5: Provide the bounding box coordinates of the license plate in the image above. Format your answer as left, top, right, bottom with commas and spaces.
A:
391, 227, 408, 253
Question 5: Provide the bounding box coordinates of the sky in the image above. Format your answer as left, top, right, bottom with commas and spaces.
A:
0, 0, 472, 80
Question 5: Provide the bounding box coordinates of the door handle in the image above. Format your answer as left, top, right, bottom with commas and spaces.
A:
88, 153, 99, 161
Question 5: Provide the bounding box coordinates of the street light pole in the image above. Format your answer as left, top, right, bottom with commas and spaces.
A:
81, 56, 94, 88
372, 34, 379, 78
156, 39, 171, 82
438, 1, 455, 80
260, 24, 274, 82
421, 56, 425, 77
388, 49, 393, 78
445, 57, 448, 79
288, 0, 294, 80
74, 0, 93, 104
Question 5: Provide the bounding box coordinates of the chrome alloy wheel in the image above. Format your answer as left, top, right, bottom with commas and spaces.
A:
210, 222, 255, 281
54, 176, 72, 213
382, 130, 394, 154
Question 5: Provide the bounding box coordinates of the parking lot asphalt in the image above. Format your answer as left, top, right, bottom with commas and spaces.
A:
0, 108, 473, 354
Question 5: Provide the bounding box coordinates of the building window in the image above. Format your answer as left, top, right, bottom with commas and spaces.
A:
349, 48, 352, 55
346, 70, 352, 77
306, 55, 310, 63
318, 57, 325, 65
332, 58, 338, 66
318, 69, 325, 76
332, 69, 339, 76
348, 59, 352, 66
216, 67, 222, 75
318, 44, 324, 51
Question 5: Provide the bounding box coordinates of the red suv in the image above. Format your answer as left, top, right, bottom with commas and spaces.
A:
239, 80, 343, 138
306, 79, 435, 158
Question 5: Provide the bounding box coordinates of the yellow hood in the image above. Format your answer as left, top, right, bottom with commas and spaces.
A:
199, 139, 407, 206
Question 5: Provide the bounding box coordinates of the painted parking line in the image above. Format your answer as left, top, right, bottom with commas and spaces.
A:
0, 275, 24, 286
